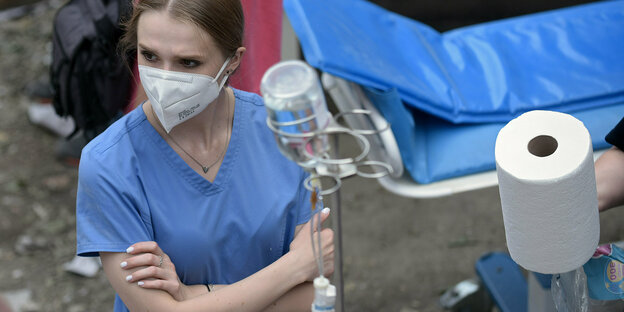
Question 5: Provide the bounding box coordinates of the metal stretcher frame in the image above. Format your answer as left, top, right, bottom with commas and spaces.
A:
321, 72, 607, 199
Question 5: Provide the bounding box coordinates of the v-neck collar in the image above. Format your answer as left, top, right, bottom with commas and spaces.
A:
140, 89, 244, 196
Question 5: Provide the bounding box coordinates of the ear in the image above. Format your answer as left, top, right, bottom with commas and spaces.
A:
226, 47, 246, 75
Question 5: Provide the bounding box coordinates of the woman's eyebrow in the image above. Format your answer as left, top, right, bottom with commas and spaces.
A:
138, 43, 204, 60
174, 53, 204, 60
137, 43, 153, 52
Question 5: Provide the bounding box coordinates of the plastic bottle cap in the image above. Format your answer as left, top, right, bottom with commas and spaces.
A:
326, 284, 336, 297
314, 276, 330, 289
260, 60, 316, 101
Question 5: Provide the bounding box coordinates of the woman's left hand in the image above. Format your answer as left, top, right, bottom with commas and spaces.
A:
120, 241, 197, 301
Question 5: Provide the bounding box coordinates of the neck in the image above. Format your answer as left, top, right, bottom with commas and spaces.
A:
146, 87, 233, 149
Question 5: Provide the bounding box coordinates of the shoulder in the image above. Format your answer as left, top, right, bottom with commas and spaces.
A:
233, 88, 265, 107
232, 88, 271, 126
83, 107, 145, 156
79, 107, 147, 179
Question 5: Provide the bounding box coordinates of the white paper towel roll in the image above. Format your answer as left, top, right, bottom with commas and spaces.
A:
495, 110, 599, 274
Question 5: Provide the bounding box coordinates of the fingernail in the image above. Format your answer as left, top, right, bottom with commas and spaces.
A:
120, 261, 127, 268
138, 281, 144, 286
126, 275, 132, 282
322, 207, 330, 214
126, 247, 134, 253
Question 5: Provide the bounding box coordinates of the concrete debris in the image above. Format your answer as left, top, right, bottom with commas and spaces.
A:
11, 269, 23, 280
0, 289, 40, 312
41, 174, 72, 192
13, 235, 47, 255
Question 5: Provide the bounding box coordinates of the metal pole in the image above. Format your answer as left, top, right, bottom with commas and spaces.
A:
330, 189, 344, 312
330, 133, 345, 312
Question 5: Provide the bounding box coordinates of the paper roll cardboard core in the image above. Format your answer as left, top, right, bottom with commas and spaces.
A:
528, 135, 558, 157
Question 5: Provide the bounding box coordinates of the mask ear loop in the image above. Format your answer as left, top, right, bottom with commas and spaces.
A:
216, 56, 233, 90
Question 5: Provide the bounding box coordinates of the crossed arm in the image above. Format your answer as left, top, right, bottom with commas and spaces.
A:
100, 210, 334, 312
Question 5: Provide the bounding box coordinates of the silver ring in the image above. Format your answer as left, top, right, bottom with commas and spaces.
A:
302, 127, 370, 165
333, 109, 391, 135
158, 255, 163, 267
303, 174, 341, 196
355, 160, 394, 179
265, 116, 319, 139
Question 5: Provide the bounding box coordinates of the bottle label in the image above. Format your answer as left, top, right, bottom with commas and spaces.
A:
584, 244, 624, 300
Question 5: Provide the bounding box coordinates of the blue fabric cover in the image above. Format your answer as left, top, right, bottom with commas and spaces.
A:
284, 0, 624, 124
76, 89, 311, 311
476, 252, 528, 312
285, 0, 624, 183
365, 87, 624, 183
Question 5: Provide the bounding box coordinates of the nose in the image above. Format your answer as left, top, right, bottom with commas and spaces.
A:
161, 61, 175, 72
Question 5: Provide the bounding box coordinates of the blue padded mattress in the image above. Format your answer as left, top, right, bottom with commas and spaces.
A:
284, 0, 624, 183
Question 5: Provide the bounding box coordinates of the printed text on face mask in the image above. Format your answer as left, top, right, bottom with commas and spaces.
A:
179, 103, 201, 121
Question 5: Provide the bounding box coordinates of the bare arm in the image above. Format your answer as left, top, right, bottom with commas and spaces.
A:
102, 251, 307, 312
596, 146, 624, 212
207, 281, 314, 312
261, 223, 316, 312
262, 282, 314, 312
102, 211, 333, 312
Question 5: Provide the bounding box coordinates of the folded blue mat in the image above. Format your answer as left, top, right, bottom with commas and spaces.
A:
285, 0, 624, 124
284, 0, 624, 183
365, 87, 624, 184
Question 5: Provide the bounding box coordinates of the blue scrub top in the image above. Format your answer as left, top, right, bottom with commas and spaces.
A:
76, 89, 312, 311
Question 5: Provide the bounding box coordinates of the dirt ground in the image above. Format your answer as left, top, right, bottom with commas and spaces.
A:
1, 1, 624, 312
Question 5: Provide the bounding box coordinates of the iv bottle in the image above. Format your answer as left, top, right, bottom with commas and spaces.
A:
311, 276, 336, 312
260, 60, 332, 169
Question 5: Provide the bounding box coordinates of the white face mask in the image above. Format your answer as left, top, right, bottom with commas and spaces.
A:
139, 57, 231, 133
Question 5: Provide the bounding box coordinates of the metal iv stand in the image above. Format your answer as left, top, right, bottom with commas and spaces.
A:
266, 109, 394, 312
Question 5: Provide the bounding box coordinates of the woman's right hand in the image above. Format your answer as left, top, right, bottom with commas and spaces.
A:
120, 241, 196, 301
289, 208, 335, 282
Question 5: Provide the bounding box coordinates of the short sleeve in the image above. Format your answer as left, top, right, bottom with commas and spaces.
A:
295, 170, 312, 225
606, 117, 624, 151
76, 151, 153, 257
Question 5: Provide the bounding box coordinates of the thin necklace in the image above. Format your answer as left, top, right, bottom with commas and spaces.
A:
151, 91, 231, 174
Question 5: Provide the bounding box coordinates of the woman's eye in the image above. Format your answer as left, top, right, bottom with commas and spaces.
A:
181, 59, 200, 68
141, 51, 157, 62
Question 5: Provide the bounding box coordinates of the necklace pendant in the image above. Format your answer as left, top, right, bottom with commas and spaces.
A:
202, 166, 210, 174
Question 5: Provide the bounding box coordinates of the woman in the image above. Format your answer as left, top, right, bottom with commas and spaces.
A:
75, 0, 334, 310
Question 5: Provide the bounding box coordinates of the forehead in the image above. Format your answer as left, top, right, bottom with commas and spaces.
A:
137, 10, 220, 58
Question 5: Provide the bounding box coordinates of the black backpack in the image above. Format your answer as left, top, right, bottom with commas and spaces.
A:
50, 0, 133, 140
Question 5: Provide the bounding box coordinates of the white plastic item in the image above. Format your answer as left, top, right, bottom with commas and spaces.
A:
311, 276, 336, 312
260, 60, 332, 168
495, 110, 600, 274
27, 103, 75, 137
